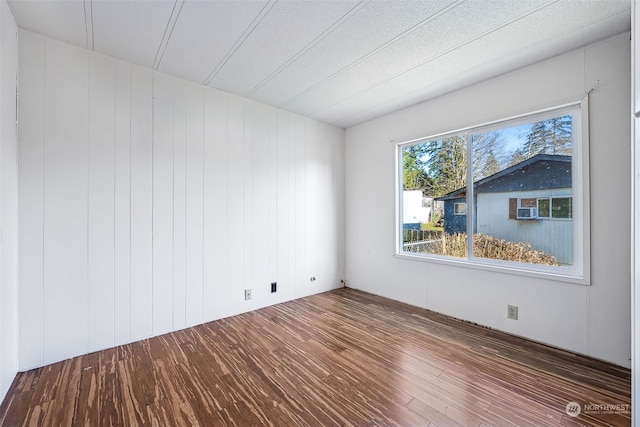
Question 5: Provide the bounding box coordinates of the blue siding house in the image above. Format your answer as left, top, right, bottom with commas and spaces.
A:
435, 154, 573, 263
441, 196, 468, 234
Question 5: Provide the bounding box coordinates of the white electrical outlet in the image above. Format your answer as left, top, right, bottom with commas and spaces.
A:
507, 305, 518, 320
245, 289, 252, 300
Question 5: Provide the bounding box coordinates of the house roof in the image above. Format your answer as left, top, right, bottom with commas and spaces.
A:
435, 154, 572, 201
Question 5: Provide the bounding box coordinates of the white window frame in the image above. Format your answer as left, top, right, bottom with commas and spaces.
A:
395, 99, 590, 285
454, 202, 467, 215
537, 197, 551, 218
536, 196, 573, 220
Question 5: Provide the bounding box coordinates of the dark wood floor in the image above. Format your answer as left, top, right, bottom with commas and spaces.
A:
0, 288, 631, 426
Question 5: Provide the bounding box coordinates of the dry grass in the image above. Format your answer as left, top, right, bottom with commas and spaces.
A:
442, 233, 560, 266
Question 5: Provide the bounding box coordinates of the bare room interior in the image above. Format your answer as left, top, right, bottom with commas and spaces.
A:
0, 0, 638, 425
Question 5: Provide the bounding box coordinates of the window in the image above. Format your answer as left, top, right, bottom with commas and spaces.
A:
397, 100, 589, 283
454, 203, 466, 215
538, 198, 550, 218
509, 196, 572, 220
552, 197, 572, 219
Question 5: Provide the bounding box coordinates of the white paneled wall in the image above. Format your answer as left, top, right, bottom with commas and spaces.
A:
17, 30, 345, 370
0, 0, 18, 403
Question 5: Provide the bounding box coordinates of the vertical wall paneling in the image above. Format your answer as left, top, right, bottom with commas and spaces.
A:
268, 108, 278, 302
130, 65, 153, 341
42, 39, 89, 363
294, 117, 306, 299
277, 111, 294, 301
288, 113, 297, 300
203, 88, 228, 321
317, 123, 342, 289
152, 73, 174, 335
252, 103, 269, 303
17, 31, 345, 368
243, 102, 254, 308
17, 30, 45, 370
87, 53, 116, 351
227, 96, 245, 315
185, 83, 204, 327
305, 121, 320, 293
330, 125, 345, 284
172, 80, 187, 330
0, 0, 18, 400
114, 61, 132, 345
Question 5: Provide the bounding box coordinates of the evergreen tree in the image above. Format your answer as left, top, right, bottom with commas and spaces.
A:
402, 144, 431, 191
508, 147, 527, 167
481, 149, 500, 178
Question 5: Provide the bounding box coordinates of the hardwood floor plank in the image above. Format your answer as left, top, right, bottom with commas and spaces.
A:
0, 288, 631, 426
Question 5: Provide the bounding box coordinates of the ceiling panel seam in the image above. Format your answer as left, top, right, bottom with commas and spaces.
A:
83, 0, 94, 50
276, 0, 465, 109
204, 0, 278, 87
7, 0, 630, 129
307, 0, 562, 118
153, 0, 185, 71
244, 0, 369, 98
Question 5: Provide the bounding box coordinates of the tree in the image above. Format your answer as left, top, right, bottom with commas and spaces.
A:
508, 147, 527, 167
481, 149, 500, 178
472, 130, 504, 180
524, 115, 572, 157
424, 135, 467, 197
402, 144, 431, 191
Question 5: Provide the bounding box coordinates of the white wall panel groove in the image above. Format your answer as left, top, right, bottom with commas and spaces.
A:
42, 37, 88, 364
17, 31, 345, 368
251, 102, 269, 306
184, 82, 204, 327
88, 53, 116, 352
17, 29, 44, 370
152, 73, 174, 336
225, 96, 244, 317
202, 88, 228, 322
129, 65, 153, 342
242, 102, 253, 309
113, 61, 131, 346
172, 79, 187, 330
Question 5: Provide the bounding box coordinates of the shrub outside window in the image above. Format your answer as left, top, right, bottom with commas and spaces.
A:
396, 101, 589, 283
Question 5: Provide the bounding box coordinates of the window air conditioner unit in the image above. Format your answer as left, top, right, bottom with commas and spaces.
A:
517, 207, 537, 219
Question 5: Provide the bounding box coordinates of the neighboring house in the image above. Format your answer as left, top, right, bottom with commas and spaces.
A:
435, 154, 573, 264
402, 190, 431, 230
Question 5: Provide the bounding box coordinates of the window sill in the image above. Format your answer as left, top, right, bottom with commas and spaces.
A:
393, 252, 590, 285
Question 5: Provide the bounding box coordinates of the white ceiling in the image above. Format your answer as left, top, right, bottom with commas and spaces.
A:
7, 0, 631, 128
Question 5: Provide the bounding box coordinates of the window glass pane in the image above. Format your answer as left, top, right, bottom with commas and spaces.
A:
401, 136, 467, 257
552, 197, 572, 219
471, 114, 573, 266
520, 198, 536, 207
538, 198, 550, 218
454, 203, 466, 214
